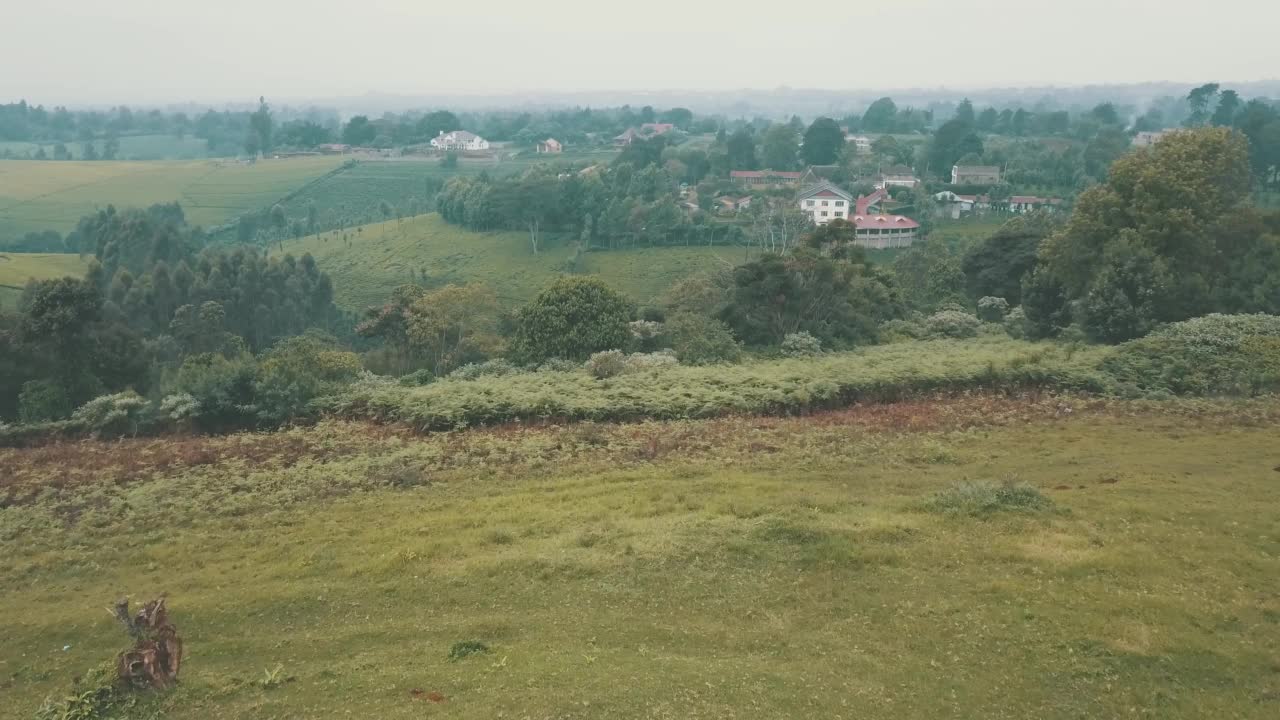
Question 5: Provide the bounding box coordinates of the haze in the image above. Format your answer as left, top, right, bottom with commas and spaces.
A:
5, 0, 1279, 106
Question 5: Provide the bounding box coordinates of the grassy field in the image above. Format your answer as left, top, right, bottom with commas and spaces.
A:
277, 213, 738, 310
0, 157, 344, 243
0, 134, 212, 162
0, 252, 88, 308
3, 396, 1279, 718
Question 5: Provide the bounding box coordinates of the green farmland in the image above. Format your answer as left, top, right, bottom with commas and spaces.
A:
278, 213, 737, 310
0, 157, 344, 243
0, 252, 88, 308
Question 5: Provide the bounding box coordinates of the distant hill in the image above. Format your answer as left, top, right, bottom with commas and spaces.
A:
274, 213, 742, 312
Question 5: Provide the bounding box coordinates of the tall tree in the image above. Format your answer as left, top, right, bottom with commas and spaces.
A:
725, 128, 758, 170
248, 96, 273, 155
862, 98, 899, 133
801, 117, 844, 166
1186, 83, 1221, 127
760, 123, 800, 170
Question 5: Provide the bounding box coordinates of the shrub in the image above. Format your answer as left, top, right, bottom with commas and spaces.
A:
449, 358, 521, 381
627, 319, 665, 353
879, 319, 926, 342
173, 352, 259, 431
665, 313, 741, 365
587, 350, 628, 379
510, 277, 634, 363
159, 393, 200, 422
71, 391, 151, 437
925, 310, 981, 339
255, 336, 363, 425
397, 368, 435, 386
537, 358, 580, 373
448, 641, 490, 661
1101, 313, 1280, 396
977, 296, 1010, 322
1003, 307, 1028, 339
18, 379, 73, 423
625, 350, 679, 373
781, 331, 822, 357
924, 480, 1054, 517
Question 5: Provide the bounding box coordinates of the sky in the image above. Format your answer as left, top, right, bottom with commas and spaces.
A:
4, 0, 1279, 106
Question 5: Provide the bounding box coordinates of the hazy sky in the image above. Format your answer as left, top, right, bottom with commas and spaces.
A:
4, 0, 1279, 105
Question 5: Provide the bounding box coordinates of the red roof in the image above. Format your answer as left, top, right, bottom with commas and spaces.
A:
852, 215, 920, 230
855, 188, 890, 215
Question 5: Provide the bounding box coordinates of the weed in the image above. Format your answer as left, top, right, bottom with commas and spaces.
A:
448, 641, 491, 661
923, 479, 1054, 517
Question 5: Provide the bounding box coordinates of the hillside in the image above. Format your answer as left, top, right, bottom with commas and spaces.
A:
0, 156, 344, 243
4, 397, 1279, 718
0, 252, 88, 308
277, 213, 741, 310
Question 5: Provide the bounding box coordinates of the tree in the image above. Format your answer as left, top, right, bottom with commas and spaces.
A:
82, 141, 99, 161
1083, 126, 1131, 179
725, 128, 757, 170
416, 110, 460, 141
862, 97, 899, 133
1186, 83, 1220, 127
760, 123, 800, 170
720, 248, 901, 346
248, 96, 273, 155
976, 107, 999, 132
955, 99, 976, 126
801, 117, 844, 166
660, 107, 693, 128
511, 277, 634, 363
270, 204, 287, 251
405, 284, 504, 375
928, 119, 983, 179
102, 134, 119, 160
1089, 102, 1120, 126
342, 115, 377, 146
1211, 89, 1242, 127
961, 213, 1055, 304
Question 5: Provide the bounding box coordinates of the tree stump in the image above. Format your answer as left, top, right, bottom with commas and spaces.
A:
112, 595, 183, 689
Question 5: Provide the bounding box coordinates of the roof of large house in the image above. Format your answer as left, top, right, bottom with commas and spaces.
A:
855, 188, 890, 215
730, 169, 803, 179
797, 181, 853, 203
881, 165, 916, 177
641, 123, 674, 134
851, 214, 920, 230
615, 128, 641, 140
953, 165, 1000, 173
438, 130, 480, 141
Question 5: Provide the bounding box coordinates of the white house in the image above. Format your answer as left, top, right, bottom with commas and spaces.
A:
846, 134, 872, 153
934, 190, 978, 218
430, 130, 490, 151
1132, 129, 1175, 147
797, 182, 854, 225
874, 165, 920, 189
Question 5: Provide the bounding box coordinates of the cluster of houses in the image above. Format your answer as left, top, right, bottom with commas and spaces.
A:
796, 184, 920, 248
614, 123, 675, 146
934, 191, 1062, 218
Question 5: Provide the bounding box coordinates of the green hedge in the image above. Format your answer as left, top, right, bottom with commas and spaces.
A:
322, 338, 1113, 430
1102, 314, 1280, 396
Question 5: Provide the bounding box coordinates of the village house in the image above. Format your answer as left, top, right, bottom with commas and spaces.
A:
730, 169, 804, 188
430, 130, 490, 151
797, 182, 853, 225
613, 128, 641, 146
317, 143, 350, 155
641, 123, 675, 136
715, 195, 753, 214
1008, 195, 1063, 213
536, 138, 562, 153
1132, 129, 1176, 147
845, 133, 872, 154
874, 165, 920, 189
951, 165, 1001, 185
934, 190, 979, 218
851, 189, 919, 248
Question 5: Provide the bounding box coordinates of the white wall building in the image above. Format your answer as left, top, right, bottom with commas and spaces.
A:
797, 182, 854, 225
430, 130, 490, 151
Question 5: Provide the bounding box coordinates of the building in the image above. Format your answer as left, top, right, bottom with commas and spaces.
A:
430, 130, 490, 151
849, 189, 919, 248
934, 190, 978, 218
536, 138, 562, 154
613, 128, 642, 146
1007, 196, 1063, 213
714, 195, 753, 213
874, 165, 920, 189
797, 182, 853, 225
1132, 129, 1176, 147
846, 134, 872, 153
641, 123, 675, 136
730, 169, 804, 188
317, 143, 350, 155
951, 165, 1001, 185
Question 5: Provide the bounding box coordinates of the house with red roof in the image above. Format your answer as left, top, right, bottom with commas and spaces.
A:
536, 138, 562, 154
851, 189, 919, 248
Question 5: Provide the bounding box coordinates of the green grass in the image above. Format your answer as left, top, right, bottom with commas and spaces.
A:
3, 396, 1279, 718
0, 252, 88, 308
277, 213, 738, 310
0, 157, 345, 244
